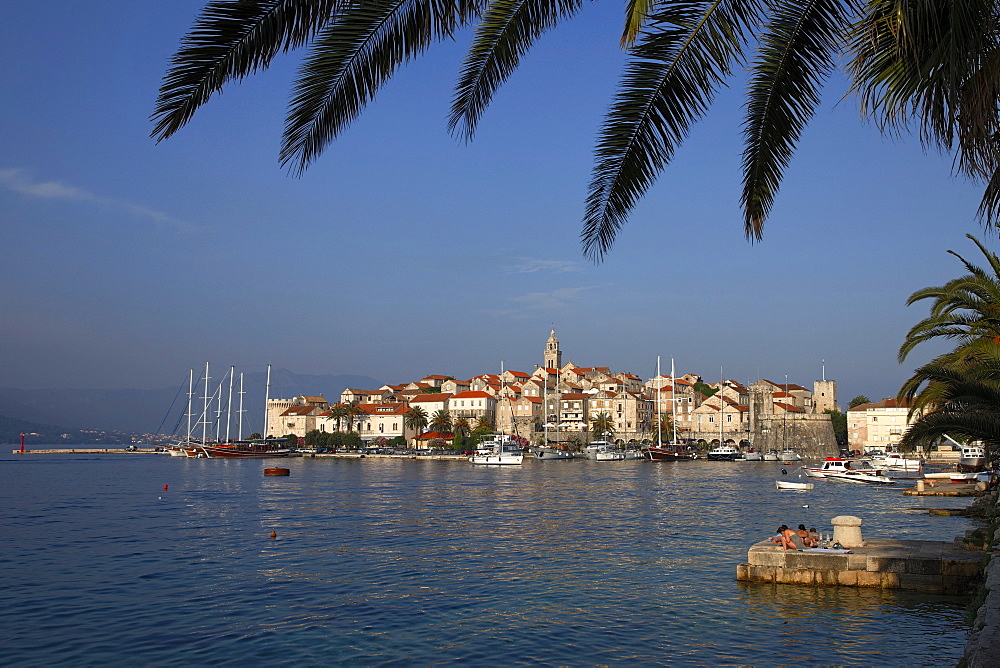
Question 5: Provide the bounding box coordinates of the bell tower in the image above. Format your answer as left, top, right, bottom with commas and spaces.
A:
544, 329, 562, 370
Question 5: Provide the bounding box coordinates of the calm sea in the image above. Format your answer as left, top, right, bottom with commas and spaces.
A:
0, 451, 976, 666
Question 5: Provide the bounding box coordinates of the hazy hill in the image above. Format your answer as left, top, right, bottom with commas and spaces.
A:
0, 369, 382, 436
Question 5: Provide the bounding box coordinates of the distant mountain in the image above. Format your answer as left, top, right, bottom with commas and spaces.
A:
0, 414, 133, 446
0, 369, 382, 436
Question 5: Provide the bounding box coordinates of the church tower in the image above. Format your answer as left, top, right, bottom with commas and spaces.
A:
544, 329, 562, 370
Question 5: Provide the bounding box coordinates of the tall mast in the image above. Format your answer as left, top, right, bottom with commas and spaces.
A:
237, 372, 245, 440
225, 366, 234, 443
671, 358, 677, 445
719, 366, 723, 446
263, 364, 271, 438
543, 361, 548, 447
186, 368, 194, 443
656, 356, 662, 448
202, 362, 210, 444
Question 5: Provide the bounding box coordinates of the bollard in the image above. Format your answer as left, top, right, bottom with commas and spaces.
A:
916, 479, 925, 492
831, 515, 865, 548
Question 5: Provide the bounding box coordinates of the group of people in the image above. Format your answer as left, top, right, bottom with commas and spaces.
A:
772, 524, 820, 550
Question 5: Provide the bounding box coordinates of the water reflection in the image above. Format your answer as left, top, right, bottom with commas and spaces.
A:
0, 453, 976, 665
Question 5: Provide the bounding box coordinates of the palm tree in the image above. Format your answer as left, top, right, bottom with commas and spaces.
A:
327, 403, 348, 431
429, 409, 453, 434
344, 399, 364, 433
404, 405, 429, 446
453, 417, 471, 438
899, 235, 1000, 366
154, 1, 1000, 260
899, 350, 1000, 460
591, 412, 616, 439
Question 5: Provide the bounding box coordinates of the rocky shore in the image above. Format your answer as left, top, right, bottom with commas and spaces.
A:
964, 486, 1000, 668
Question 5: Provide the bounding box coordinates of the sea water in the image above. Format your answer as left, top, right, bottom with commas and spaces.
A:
0, 452, 975, 665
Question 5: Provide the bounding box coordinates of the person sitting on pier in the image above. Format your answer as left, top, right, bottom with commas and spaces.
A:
808, 527, 820, 545
797, 524, 817, 548
777, 526, 805, 550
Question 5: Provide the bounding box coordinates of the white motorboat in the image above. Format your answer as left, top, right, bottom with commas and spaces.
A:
869, 451, 923, 472
775, 480, 814, 490
588, 441, 625, 461
470, 435, 523, 465
534, 446, 575, 460
950, 472, 980, 482
958, 445, 987, 472
802, 458, 884, 478
744, 449, 763, 461
707, 444, 739, 461
826, 470, 894, 485
780, 449, 802, 462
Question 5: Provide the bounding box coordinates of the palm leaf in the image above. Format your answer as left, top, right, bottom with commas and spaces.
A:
448, 0, 584, 141
281, 0, 483, 173
152, 0, 341, 142
741, 0, 851, 238
582, 0, 762, 260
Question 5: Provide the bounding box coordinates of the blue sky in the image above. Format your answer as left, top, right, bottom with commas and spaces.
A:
0, 1, 991, 405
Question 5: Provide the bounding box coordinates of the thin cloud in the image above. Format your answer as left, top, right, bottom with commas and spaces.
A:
510, 286, 598, 311
0, 168, 199, 232
506, 257, 583, 274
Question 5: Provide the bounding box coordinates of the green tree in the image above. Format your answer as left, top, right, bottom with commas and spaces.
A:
590, 412, 615, 438
154, 1, 1000, 259
343, 400, 364, 432
429, 409, 453, 433
404, 406, 429, 441
471, 416, 493, 441
453, 417, 471, 438
692, 382, 717, 398
327, 403, 349, 431
848, 396, 872, 409
824, 409, 847, 445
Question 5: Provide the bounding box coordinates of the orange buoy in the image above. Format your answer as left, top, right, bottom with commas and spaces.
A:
264, 468, 290, 476
270, 530, 277, 539
163, 484, 168, 490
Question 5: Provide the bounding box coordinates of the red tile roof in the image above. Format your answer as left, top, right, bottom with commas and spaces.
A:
409, 393, 453, 403
451, 391, 493, 399
774, 402, 805, 413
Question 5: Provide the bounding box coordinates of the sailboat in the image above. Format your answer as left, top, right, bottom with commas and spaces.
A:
470, 362, 524, 465
645, 357, 695, 461
170, 363, 291, 458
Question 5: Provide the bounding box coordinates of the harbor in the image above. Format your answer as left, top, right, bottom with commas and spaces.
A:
0, 450, 984, 665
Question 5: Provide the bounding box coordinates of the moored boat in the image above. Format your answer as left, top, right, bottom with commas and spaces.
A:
645, 444, 697, 461
802, 457, 884, 478
707, 444, 739, 461
470, 435, 523, 465
775, 480, 814, 490
825, 470, 895, 485
534, 446, 575, 460
958, 445, 987, 472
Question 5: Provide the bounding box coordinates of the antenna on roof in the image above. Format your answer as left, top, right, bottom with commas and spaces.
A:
822, 359, 826, 382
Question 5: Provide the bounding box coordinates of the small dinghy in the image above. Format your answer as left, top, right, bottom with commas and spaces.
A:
775, 480, 814, 490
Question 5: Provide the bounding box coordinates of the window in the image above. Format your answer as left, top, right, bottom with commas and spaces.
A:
727, 414, 733, 422
709, 416, 714, 423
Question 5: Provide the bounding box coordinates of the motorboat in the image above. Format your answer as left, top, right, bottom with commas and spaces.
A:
644, 444, 697, 461
802, 458, 884, 478
825, 470, 895, 485
775, 480, 814, 490
744, 449, 763, 462
588, 441, 625, 461
470, 435, 523, 465
780, 449, 802, 462
534, 446, 575, 460
869, 450, 923, 472
707, 444, 739, 461
950, 472, 980, 483
958, 445, 987, 472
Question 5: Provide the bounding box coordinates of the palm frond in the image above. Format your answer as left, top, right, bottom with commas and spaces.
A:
448, 0, 584, 142
281, 0, 483, 173
152, 0, 341, 142
623, 0, 656, 47
741, 0, 851, 238
582, 0, 762, 260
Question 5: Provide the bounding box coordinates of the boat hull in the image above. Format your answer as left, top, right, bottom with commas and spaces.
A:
775, 480, 814, 490
534, 447, 574, 460
469, 454, 523, 465
644, 447, 694, 461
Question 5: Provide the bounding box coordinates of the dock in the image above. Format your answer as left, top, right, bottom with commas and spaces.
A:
737, 538, 985, 594
10, 448, 161, 454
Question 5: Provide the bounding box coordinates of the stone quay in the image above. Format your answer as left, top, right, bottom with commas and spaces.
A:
736, 516, 984, 595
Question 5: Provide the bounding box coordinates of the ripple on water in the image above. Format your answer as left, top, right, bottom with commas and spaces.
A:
0, 454, 975, 665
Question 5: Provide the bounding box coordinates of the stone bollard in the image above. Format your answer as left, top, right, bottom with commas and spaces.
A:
916, 479, 925, 492
831, 515, 865, 548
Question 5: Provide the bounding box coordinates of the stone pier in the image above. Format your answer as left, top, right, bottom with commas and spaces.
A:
736, 538, 984, 594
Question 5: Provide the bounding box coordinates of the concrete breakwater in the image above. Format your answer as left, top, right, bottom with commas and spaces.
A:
736, 537, 983, 594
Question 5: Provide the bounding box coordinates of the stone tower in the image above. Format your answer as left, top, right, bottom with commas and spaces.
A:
544, 329, 562, 370
812, 380, 839, 413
